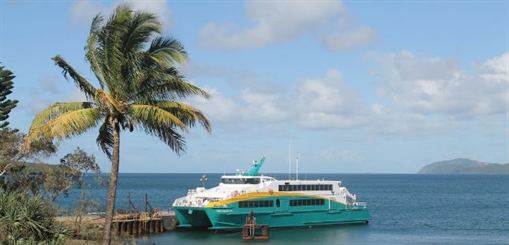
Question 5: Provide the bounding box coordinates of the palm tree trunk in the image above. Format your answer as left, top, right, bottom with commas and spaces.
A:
103, 123, 121, 245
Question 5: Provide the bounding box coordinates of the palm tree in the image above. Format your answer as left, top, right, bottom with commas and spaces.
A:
22, 4, 211, 244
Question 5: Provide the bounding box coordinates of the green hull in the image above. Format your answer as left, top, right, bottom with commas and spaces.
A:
174, 197, 370, 230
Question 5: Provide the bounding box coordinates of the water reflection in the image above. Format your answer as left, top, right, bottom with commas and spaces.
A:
136, 225, 371, 245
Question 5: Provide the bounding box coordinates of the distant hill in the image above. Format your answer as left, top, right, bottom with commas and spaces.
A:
418, 158, 509, 174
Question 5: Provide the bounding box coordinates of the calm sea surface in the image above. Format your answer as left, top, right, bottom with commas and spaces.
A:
57, 173, 509, 245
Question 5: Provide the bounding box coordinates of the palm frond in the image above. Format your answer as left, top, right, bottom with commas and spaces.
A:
30, 102, 95, 129
147, 36, 188, 65
94, 90, 121, 114
52, 56, 97, 100
137, 121, 187, 155
22, 107, 101, 151
129, 104, 188, 132
96, 117, 114, 160
136, 72, 211, 102
155, 101, 212, 133
96, 4, 132, 97
124, 11, 161, 53
127, 102, 211, 154
150, 126, 186, 155
85, 14, 107, 88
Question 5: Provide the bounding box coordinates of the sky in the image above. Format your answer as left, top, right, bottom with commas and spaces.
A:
0, 0, 508, 174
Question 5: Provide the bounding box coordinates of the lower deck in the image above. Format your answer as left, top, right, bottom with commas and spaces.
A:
174, 196, 370, 230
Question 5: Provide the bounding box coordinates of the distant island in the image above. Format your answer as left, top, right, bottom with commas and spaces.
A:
418, 158, 509, 174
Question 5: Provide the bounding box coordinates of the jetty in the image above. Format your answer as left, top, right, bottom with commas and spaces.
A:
112, 210, 177, 235
77, 209, 178, 235
58, 193, 179, 235
111, 193, 179, 235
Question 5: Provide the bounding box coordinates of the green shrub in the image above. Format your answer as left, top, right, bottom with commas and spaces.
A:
0, 190, 71, 244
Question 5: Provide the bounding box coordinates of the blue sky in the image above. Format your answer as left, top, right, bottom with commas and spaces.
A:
1, 0, 508, 174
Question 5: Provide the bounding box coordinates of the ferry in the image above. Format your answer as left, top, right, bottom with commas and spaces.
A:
172, 157, 371, 230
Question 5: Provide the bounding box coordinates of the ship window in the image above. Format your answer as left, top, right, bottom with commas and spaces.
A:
245, 178, 260, 184
278, 184, 334, 192
238, 200, 274, 208
276, 199, 280, 207
290, 199, 325, 206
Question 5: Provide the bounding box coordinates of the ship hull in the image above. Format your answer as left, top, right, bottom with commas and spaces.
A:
174, 197, 370, 231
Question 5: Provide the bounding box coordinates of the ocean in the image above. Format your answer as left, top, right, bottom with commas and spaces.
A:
57, 173, 509, 245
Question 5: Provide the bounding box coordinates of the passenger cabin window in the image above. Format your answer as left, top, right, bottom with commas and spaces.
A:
222, 177, 261, 184
278, 184, 333, 191
238, 200, 273, 208
290, 199, 325, 206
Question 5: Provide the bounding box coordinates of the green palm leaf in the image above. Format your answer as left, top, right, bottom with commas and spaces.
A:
52, 56, 97, 100
23, 103, 101, 150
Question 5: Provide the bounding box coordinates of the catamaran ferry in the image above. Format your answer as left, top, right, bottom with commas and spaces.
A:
172, 157, 371, 230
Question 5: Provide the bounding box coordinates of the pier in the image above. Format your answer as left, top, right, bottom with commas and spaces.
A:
112, 194, 178, 235
113, 212, 163, 235
71, 193, 179, 235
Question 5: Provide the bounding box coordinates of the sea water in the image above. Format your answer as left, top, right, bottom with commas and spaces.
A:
57, 173, 509, 245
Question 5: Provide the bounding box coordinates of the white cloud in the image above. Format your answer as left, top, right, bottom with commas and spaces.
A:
187, 86, 239, 125
198, 0, 377, 52
189, 66, 368, 131
70, 0, 173, 29
240, 89, 289, 123
127, 0, 173, 28
70, 0, 103, 28
321, 25, 379, 52
293, 69, 368, 129
365, 51, 508, 136
473, 52, 508, 82
198, 1, 343, 49
188, 50, 507, 139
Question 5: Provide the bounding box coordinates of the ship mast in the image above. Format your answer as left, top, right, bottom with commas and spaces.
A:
288, 138, 292, 180
296, 154, 300, 180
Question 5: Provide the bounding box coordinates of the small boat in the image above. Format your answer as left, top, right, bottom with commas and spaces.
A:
172, 157, 371, 231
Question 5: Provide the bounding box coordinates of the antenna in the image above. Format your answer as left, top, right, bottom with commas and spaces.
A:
296, 154, 301, 180
288, 138, 292, 180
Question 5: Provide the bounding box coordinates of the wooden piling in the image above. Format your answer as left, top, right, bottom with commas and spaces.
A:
241, 211, 269, 240
112, 214, 166, 235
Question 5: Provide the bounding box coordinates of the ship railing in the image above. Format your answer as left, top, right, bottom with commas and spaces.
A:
346, 202, 367, 210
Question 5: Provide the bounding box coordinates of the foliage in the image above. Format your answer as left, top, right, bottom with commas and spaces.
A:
22, 3, 212, 244
0, 189, 71, 245
2, 146, 101, 204
0, 63, 19, 129
457, 163, 509, 174
44, 147, 101, 202
0, 127, 57, 190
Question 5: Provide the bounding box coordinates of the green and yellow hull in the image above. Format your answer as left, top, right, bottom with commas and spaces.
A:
173, 191, 370, 230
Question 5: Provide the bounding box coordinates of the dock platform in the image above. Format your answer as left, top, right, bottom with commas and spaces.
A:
113, 210, 178, 235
